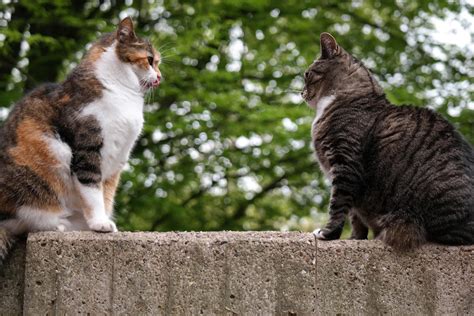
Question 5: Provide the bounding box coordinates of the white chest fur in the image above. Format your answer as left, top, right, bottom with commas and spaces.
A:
311, 95, 336, 180
81, 91, 144, 180
312, 95, 336, 123
81, 42, 145, 180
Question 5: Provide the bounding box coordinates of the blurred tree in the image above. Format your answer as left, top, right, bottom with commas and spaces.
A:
0, 0, 472, 233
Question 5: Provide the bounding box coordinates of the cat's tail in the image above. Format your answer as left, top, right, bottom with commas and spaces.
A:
377, 217, 426, 251
0, 227, 15, 264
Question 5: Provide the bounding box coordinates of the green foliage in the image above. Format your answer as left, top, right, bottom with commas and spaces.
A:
0, 0, 472, 233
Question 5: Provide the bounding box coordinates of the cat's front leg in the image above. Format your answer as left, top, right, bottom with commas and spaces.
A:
314, 186, 350, 240
103, 172, 121, 216
76, 180, 117, 232
71, 116, 117, 233
314, 147, 364, 240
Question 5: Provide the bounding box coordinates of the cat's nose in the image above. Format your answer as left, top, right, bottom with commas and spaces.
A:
152, 75, 161, 87
304, 71, 309, 79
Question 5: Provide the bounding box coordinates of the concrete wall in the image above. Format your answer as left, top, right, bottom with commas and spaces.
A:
1, 232, 473, 315
0, 239, 25, 316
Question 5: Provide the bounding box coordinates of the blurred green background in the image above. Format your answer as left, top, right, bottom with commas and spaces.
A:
0, 0, 473, 234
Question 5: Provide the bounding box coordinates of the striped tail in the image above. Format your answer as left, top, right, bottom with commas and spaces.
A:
0, 228, 15, 264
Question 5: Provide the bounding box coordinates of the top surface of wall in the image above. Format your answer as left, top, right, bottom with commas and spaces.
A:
1, 231, 473, 315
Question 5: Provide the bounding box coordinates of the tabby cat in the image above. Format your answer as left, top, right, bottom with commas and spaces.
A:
303, 33, 473, 250
0, 17, 161, 261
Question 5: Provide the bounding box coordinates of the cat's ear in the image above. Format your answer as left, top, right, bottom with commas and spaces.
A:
117, 17, 136, 43
320, 32, 340, 59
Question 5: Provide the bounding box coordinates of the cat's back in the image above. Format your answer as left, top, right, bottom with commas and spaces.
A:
0, 83, 61, 150
374, 104, 473, 169
368, 104, 473, 212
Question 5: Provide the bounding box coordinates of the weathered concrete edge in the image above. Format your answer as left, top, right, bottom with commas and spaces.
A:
0, 238, 26, 316
23, 231, 318, 315
1, 232, 473, 315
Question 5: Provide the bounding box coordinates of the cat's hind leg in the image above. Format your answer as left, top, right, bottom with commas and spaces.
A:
429, 220, 474, 246
349, 210, 369, 240
0, 218, 28, 235
15, 206, 72, 232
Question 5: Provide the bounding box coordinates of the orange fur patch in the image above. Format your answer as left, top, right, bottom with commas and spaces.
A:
85, 46, 107, 63
75, 182, 103, 221
9, 119, 65, 212
59, 94, 71, 104
126, 51, 149, 70
103, 172, 121, 215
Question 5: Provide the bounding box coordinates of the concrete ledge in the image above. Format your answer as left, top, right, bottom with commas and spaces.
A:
316, 240, 473, 315
1, 232, 473, 315
0, 239, 26, 315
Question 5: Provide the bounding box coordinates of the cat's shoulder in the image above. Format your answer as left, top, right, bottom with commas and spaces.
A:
396, 103, 451, 123
7, 83, 61, 118
21, 83, 60, 102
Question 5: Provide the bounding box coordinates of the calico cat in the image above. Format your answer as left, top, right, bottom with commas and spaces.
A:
0, 17, 161, 261
303, 33, 474, 250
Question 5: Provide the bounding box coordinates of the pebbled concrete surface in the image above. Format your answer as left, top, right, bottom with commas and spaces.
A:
0, 238, 26, 316
315, 240, 474, 315
23, 232, 317, 315
1, 232, 472, 315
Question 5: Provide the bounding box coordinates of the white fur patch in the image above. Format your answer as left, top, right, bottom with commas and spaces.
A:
310, 95, 336, 123
82, 42, 145, 180
75, 178, 117, 232
313, 228, 327, 240
16, 207, 71, 232
43, 135, 73, 183
44, 136, 72, 165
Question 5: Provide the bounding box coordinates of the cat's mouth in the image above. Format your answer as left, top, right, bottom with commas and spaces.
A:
301, 87, 315, 103
141, 79, 160, 90
301, 88, 308, 100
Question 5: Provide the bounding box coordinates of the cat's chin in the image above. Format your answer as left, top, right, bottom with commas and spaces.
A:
305, 97, 319, 109
301, 90, 319, 109
140, 78, 160, 91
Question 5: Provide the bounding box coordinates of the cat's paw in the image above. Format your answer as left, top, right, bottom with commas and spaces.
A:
87, 218, 117, 233
313, 226, 342, 240
349, 233, 368, 240
56, 219, 71, 232
313, 228, 328, 240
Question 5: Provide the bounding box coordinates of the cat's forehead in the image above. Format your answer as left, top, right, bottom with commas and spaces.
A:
310, 51, 352, 69
310, 59, 330, 69
137, 39, 159, 58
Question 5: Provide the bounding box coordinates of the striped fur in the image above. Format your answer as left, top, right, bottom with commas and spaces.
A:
304, 33, 474, 251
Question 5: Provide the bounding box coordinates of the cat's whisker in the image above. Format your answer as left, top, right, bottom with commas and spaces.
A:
159, 55, 177, 62
158, 48, 176, 57
283, 89, 303, 93
157, 41, 175, 50
160, 60, 179, 66
159, 47, 176, 54
160, 54, 178, 60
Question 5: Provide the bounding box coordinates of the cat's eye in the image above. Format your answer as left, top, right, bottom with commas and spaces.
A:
147, 56, 154, 66
311, 69, 324, 75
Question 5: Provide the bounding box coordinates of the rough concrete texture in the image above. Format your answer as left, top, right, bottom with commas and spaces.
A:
0, 239, 26, 316
316, 240, 473, 315
23, 232, 317, 315
1, 232, 472, 315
